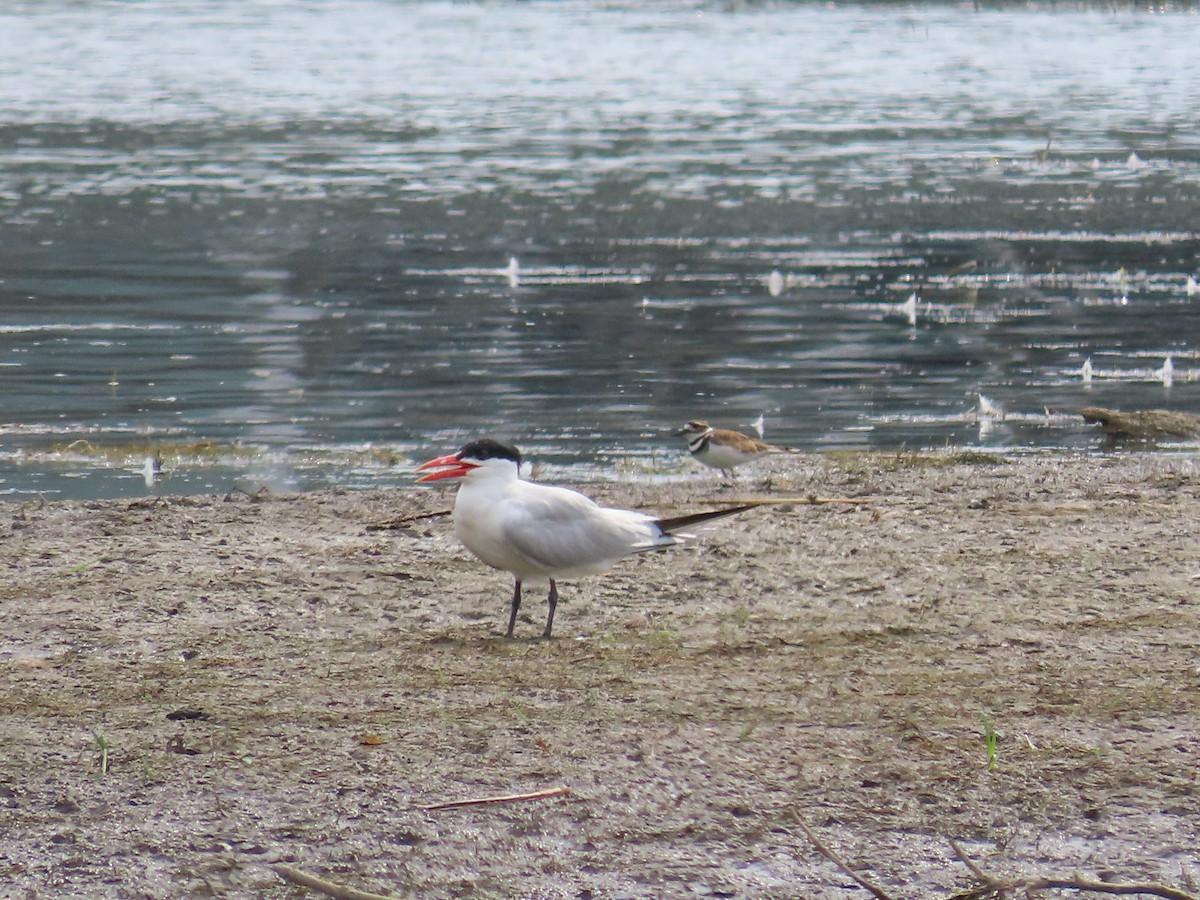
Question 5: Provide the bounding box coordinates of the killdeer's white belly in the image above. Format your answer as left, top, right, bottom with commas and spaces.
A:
693, 440, 765, 470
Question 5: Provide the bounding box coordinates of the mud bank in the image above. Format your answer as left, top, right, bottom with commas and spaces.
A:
1, 452, 1198, 898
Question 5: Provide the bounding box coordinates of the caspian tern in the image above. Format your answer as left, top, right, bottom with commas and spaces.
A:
415, 438, 757, 639
674, 420, 798, 480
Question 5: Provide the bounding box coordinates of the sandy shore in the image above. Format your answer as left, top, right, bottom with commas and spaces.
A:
2, 451, 1198, 899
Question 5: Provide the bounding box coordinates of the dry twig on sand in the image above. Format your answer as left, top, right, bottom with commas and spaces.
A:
365, 509, 451, 531
714, 496, 872, 507
793, 815, 897, 900
272, 863, 399, 900
794, 826, 1197, 900
419, 785, 571, 811
947, 839, 1199, 900
365, 497, 867, 532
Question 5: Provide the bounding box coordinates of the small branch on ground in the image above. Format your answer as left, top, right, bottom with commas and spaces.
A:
272, 864, 399, 900
947, 838, 992, 885
365, 509, 452, 531
419, 785, 571, 811
947, 839, 1199, 900
793, 814, 897, 900
366, 500, 868, 532
716, 496, 872, 506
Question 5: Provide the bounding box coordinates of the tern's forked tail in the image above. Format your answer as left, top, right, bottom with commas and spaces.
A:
652, 503, 759, 537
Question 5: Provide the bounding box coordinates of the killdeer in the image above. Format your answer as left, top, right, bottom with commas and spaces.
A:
674, 420, 796, 479
416, 439, 757, 638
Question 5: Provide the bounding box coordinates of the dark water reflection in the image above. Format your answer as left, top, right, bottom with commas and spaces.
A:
0, 2, 1198, 497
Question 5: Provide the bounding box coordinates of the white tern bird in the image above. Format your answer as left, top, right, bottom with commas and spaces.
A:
416, 438, 757, 638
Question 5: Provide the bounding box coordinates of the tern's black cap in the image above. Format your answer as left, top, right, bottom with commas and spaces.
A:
458, 438, 521, 467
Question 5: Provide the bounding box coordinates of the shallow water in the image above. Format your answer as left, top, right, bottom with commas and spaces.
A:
1, 1, 1198, 498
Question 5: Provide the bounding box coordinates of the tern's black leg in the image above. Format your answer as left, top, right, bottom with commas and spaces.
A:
542, 579, 558, 639
506, 578, 522, 639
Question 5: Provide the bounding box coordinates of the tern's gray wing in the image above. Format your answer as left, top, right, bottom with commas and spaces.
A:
499, 485, 669, 577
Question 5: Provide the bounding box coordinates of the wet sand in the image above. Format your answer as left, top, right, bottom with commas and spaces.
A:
2, 451, 1198, 898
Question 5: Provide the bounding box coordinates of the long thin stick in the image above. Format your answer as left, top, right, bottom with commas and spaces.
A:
1024, 876, 1198, 899
367, 498, 866, 534
948, 839, 1199, 900
947, 839, 992, 884
365, 509, 452, 531
272, 864, 398, 900
793, 815, 897, 900
419, 785, 571, 811
716, 496, 872, 506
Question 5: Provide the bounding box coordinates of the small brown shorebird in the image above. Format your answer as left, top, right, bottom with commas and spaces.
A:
675, 420, 797, 479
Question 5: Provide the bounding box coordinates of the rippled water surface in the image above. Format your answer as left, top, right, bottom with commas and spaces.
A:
1, 1, 1198, 497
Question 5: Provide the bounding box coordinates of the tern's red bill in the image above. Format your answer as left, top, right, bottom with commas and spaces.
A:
415, 453, 479, 483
